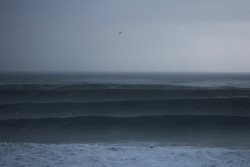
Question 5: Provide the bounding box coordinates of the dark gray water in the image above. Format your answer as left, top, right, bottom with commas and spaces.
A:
0, 72, 250, 147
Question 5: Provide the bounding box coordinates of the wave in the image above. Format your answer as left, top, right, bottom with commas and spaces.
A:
1, 83, 249, 91
0, 97, 249, 119
1, 87, 249, 104
2, 115, 250, 128
0, 83, 192, 90
1, 115, 250, 132
1, 115, 250, 144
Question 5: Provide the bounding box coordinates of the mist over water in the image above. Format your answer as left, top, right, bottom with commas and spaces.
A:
1, 72, 250, 87
1, 0, 250, 72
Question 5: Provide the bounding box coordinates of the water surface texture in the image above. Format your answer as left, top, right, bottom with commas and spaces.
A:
1, 72, 250, 166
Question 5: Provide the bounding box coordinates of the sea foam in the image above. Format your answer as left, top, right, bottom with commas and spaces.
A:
1, 142, 250, 167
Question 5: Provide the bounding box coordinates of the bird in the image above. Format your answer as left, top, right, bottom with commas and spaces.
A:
119, 32, 122, 35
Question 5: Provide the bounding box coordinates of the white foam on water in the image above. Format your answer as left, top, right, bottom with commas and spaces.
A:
1, 142, 250, 167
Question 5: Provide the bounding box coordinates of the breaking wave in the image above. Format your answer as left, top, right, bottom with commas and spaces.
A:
1, 115, 250, 145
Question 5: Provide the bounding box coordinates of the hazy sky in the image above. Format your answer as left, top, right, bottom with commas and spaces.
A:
1, 0, 250, 72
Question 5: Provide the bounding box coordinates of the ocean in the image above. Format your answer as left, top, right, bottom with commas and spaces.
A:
0, 72, 250, 166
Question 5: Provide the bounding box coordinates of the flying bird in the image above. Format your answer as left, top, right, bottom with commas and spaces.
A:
119, 32, 122, 35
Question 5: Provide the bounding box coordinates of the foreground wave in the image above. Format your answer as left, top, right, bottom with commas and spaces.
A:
1, 115, 250, 147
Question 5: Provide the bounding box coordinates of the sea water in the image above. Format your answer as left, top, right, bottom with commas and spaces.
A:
0, 72, 250, 166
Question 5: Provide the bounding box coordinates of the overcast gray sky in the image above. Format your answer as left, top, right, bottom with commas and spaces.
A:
1, 0, 250, 72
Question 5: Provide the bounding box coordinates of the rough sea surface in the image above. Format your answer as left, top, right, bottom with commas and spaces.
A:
0, 72, 250, 166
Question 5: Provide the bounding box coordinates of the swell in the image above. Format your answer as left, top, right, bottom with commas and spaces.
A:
1, 115, 250, 129
1, 83, 249, 90
0, 98, 249, 119
1, 115, 250, 145
0, 88, 249, 104
0, 83, 195, 90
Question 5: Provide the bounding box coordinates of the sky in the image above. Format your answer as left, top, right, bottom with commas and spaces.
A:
1, 0, 250, 72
